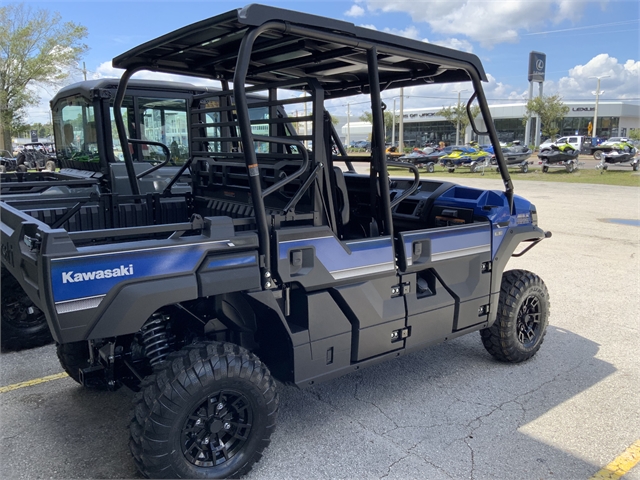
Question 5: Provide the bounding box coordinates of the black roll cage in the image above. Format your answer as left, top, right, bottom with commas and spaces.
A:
112, 4, 514, 281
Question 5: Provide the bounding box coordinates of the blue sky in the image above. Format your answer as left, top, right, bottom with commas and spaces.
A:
19, 0, 640, 122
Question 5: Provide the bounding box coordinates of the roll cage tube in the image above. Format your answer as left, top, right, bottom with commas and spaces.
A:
466, 77, 515, 212
233, 22, 288, 282
113, 67, 143, 196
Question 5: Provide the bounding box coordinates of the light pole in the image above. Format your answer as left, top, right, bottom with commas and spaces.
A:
346, 103, 351, 147
391, 98, 396, 147
399, 87, 404, 152
589, 75, 609, 139
454, 89, 468, 145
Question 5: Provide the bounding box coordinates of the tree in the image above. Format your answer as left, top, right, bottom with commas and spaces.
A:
0, 3, 88, 150
436, 103, 480, 144
359, 110, 394, 138
522, 94, 569, 139
628, 129, 640, 142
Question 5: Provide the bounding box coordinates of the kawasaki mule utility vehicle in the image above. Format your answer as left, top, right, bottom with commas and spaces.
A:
0, 79, 218, 351
0, 5, 551, 479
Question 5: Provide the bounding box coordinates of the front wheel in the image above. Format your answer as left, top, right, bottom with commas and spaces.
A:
633, 162, 639, 172
426, 163, 435, 173
447, 168, 455, 173
521, 163, 529, 173
542, 165, 549, 173
130, 342, 278, 479
480, 269, 550, 363
593, 150, 603, 161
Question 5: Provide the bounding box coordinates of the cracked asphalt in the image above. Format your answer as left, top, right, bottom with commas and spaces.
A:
1, 178, 639, 479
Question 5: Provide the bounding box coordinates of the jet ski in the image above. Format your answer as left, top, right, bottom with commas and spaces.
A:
591, 139, 635, 161
490, 142, 533, 173
403, 146, 451, 172
439, 144, 490, 173
538, 141, 580, 173
596, 144, 639, 173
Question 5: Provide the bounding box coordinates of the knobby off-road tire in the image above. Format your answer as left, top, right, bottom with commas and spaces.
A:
56, 341, 107, 389
480, 269, 550, 363
1, 269, 53, 351
130, 342, 278, 479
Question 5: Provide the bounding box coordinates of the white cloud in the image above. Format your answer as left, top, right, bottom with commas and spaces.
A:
359, 23, 421, 40
345, 5, 365, 17
554, 54, 640, 99
427, 37, 474, 53
364, 0, 607, 47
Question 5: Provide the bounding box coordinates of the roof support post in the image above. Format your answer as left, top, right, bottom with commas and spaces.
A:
367, 47, 394, 238
468, 70, 514, 212
113, 67, 145, 196
233, 22, 285, 283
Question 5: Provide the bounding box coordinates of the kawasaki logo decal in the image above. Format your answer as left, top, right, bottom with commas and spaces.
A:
62, 264, 134, 283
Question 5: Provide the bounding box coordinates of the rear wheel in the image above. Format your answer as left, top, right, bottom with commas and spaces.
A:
565, 163, 575, 173
130, 342, 278, 479
447, 168, 455, 173
1, 269, 53, 351
521, 163, 528, 173
480, 270, 550, 363
593, 150, 603, 161
426, 163, 435, 173
633, 162, 639, 171
542, 165, 549, 173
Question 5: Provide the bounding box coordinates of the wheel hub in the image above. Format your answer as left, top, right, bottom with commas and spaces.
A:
181, 390, 253, 467
517, 295, 541, 348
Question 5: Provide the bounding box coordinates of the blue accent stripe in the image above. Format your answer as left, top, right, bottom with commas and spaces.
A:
279, 235, 394, 276
207, 255, 257, 269
402, 224, 491, 263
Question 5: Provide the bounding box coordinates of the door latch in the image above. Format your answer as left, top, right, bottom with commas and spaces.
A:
391, 282, 411, 297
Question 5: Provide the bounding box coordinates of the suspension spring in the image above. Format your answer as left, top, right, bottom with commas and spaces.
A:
140, 313, 173, 366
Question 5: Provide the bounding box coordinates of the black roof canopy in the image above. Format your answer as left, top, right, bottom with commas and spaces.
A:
112, 4, 487, 99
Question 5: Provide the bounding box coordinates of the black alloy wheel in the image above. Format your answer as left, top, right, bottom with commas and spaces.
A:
130, 341, 278, 479
182, 390, 253, 467
516, 295, 542, 349
480, 269, 550, 363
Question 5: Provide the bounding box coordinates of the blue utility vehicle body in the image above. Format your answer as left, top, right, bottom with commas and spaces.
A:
0, 6, 551, 479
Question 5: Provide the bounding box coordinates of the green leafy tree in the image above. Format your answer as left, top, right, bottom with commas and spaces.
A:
436, 103, 481, 143
0, 3, 88, 150
628, 129, 640, 142
522, 94, 569, 139
359, 110, 394, 138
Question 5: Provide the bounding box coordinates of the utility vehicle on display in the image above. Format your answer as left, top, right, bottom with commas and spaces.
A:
0, 5, 551, 479
0, 79, 224, 351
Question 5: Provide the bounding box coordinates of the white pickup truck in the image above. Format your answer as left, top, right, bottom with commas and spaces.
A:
540, 135, 585, 152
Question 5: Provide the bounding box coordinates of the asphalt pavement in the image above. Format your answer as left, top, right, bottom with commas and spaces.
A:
1, 177, 639, 479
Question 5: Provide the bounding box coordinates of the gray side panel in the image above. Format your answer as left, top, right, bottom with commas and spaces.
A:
85, 276, 198, 341
405, 305, 455, 352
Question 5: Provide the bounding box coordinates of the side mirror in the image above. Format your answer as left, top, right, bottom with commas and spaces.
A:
467, 92, 489, 135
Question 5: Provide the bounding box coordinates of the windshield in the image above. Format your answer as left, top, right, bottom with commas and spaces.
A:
52, 95, 98, 164
53, 93, 189, 166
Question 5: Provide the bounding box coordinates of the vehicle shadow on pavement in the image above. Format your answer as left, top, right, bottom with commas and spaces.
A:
0, 325, 615, 479
250, 325, 616, 479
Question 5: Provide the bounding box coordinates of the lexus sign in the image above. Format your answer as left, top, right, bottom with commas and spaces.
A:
528, 51, 546, 82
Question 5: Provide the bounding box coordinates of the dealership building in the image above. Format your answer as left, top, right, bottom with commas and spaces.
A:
339, 101, 640, 146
